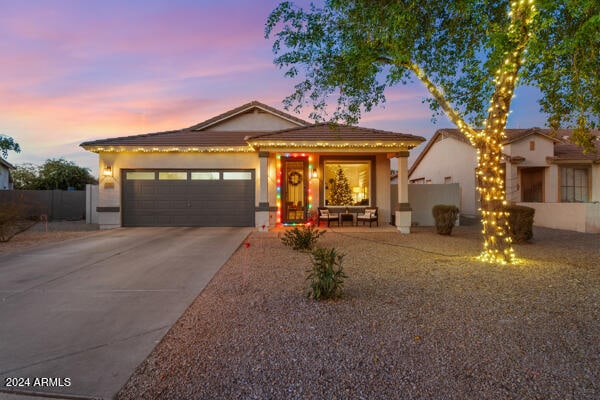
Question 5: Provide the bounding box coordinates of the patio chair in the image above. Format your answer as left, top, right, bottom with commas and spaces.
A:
318, 207, 339, 227
356, 207, 378, 227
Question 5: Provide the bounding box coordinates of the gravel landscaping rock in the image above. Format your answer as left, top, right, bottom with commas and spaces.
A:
117, 225, 599, 400
0, 220, 100, 255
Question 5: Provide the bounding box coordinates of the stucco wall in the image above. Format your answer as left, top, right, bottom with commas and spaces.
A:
505, 136, 556, 202
205, 111, 300, 131
505, 163, 519, 203
545, 165, 559, 202
505, 136, 554, 165
592, 164, 600, 202
310, 154, 320, 218
409, 137, 478, 216
85, 184, 99, 224
0, 165, 10, 190
392, 183, 460, 226
518, 202, 600, 233
585, 203, 600, 232
97, 152, 259, 228
375, 154, 391, 224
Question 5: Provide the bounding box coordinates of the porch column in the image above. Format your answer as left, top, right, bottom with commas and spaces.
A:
395, 152, 412, 233
256, 151, 270, 232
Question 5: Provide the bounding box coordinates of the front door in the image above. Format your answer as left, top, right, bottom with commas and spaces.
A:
283, 159, 307, 223
521, 167, 544, 202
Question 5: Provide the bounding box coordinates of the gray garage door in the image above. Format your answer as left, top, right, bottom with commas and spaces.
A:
122, 169, 255, 227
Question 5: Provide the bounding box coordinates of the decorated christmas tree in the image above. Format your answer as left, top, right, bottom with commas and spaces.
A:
329, 166, 353, 205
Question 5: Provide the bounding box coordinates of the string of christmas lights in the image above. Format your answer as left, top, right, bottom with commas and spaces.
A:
477, 0, 536, 264
276, 153, 314, 227
412, 0, 536, 264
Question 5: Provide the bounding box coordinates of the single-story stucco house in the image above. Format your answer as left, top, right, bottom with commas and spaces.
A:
407, 127, 600, 233
81, 101, 425, 231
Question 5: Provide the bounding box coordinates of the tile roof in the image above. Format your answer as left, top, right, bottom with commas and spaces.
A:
554, 135, 600, 161
0, 157, 15, 169
81, 129, 254, 148
409, 127, 599, 177
81, 123, 425, 150
81, 100, 311, 149
247, 123, 426, 144
189, 100, 310, 130
434, 127, 563, 144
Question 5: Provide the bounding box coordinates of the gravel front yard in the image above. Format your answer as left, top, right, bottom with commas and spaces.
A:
116, 225, 599, 400
0, 220, 100, 255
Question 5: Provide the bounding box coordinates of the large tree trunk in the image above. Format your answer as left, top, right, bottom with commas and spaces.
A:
407, 2, 535, 263
476, 2, 535, 264
477, 60, 519, 264
478, 68, 518, 264
477, 128, 514, 264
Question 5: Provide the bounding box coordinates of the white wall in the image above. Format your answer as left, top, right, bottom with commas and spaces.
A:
205, 110, 300, 131
0, 165, 10, 190
544, 165, 559, 202
505, 136, 555, 165
505, 162, 519, 203
409, 137, 478, 216
375, 154, 391, 224
85, 184, 99, 224
518, 202, 600, 233
401, 183, 460, 226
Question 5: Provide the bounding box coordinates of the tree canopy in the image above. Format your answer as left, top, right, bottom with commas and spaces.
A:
266, 0, 599, 263
266, 0, 599, 150
13, 158, 97, 190
0, 135, 21, 159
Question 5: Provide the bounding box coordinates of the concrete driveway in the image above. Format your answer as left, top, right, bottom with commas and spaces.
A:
0, 227, 251, 399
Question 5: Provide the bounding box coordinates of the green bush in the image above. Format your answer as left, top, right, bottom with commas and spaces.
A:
281, 224, 324, 251
306, 247, 347, 301
506, 205, 535, 243
432, 204, 459, 235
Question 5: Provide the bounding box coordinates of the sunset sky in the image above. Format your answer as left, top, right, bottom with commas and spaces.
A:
1, 0, 549, 175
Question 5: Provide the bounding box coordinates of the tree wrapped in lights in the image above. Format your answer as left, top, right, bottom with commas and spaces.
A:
328, 166, 354, 205
266, 0, 599, 264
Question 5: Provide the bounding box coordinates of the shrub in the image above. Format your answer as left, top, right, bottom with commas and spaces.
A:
506, 205, 535, 243
0, 203, 25, 242
306, 247, 347, 301
432, 204, 459, 235
281, 224, 324, 251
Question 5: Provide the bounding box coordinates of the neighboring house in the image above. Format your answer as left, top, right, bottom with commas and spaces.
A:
0, 158, 15, 190
81, 101, 425, 231
408, 127, 600, 232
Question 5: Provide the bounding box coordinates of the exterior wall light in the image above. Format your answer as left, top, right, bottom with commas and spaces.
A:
311, 169, 318, 179
103, 165, 113, 177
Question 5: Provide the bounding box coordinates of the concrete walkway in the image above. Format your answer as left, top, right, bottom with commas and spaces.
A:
0, 227, 251, 399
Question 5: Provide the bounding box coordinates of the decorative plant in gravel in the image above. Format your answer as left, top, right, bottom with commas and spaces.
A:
306, 247, 347, 301
506, 204, 535, 243
432, 204, 459, 235
281, 224, 324, 251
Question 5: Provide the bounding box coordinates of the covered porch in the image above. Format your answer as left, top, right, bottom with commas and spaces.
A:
246, 124, 425, 232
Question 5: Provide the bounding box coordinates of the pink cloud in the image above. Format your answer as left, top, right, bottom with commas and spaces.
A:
0, 0, 547, 177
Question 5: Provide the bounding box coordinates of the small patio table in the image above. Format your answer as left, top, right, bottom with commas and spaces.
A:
340, 212, 354, 226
